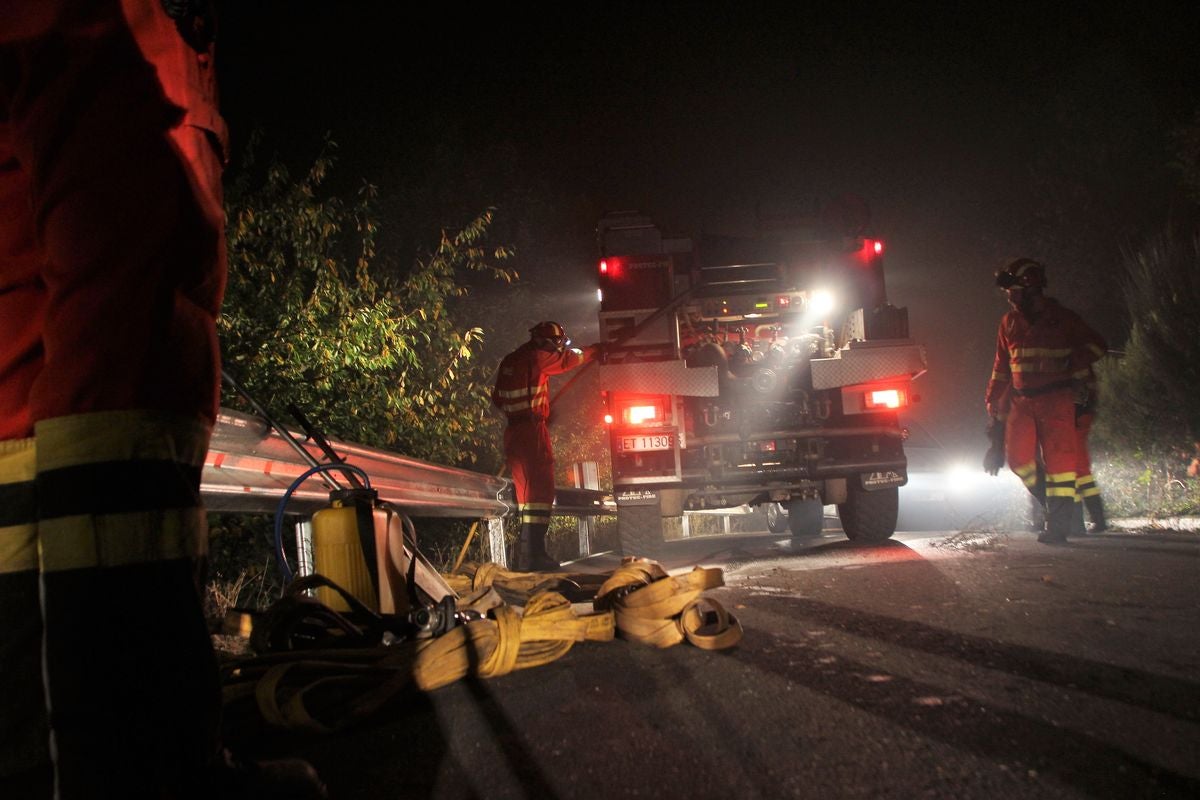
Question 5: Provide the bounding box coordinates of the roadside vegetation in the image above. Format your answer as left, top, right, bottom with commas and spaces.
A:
207, 139, 516, 617
1091, 226, 1200, 519
1091, 113, 1200, 521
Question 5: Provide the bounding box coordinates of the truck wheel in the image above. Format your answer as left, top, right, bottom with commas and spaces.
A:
838, 484, 899, 543
617, 503, 665, 559
765, 502, 789, 533
787, 498, 824, 538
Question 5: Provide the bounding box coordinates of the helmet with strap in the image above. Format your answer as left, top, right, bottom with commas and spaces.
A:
995, 258, 1047, 289
529, 321, 570, 352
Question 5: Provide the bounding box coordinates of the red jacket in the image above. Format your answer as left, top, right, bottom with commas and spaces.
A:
493, 342, 597, 421
985, 297, 1106, 414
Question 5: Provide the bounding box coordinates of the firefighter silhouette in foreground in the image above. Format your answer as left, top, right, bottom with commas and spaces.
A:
493, 322, 601, 570
984, 259, 1107, 543
0, 2, 323, 796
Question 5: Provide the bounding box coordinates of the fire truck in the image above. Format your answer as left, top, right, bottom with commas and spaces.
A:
595, 205, 927, 556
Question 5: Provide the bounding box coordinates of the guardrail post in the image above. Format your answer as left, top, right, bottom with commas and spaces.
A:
486, 517, 507, 568
571, 461, 599, 557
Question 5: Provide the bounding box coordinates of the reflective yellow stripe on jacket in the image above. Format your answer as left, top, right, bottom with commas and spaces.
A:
495, 385, 548, 416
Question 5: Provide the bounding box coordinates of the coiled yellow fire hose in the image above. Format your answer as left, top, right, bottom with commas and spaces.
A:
220, 557, 741, 732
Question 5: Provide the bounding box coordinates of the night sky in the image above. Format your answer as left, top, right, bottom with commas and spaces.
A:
216, 1, 1199, 452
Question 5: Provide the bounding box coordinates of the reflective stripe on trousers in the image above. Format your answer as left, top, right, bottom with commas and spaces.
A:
0, 412, 220, 796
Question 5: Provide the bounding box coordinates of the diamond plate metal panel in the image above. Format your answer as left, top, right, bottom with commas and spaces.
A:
597, 360, 720, 396
810, 342, 927, 389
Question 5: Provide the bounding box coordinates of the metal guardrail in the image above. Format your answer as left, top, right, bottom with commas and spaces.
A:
201, 408, 612, 519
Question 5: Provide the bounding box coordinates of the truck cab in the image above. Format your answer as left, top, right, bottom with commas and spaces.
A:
595, 208, 926, 556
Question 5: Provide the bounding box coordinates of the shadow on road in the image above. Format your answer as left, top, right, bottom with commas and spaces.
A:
749, 593, 1200, 722
736, 596, 1200, 798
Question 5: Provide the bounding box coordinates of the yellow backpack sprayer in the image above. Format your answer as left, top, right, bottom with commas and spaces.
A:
222, 371, 455, 620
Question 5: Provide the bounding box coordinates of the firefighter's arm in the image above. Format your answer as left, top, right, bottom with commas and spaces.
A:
539, 344, 600, 375
1067, 313, 1107, 376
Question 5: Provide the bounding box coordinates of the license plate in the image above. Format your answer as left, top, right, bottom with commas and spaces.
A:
619, 433, 674, 452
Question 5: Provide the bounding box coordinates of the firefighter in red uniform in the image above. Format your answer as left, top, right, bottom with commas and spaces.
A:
0, 2, 322, 797
985, 259, 1107, 543
493, 322, 600, 570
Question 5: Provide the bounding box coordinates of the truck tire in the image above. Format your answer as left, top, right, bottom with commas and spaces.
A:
765, 502, 789, 533
838, 484, 899, 543
617, 503, 665, 559
787, 498, 824, 538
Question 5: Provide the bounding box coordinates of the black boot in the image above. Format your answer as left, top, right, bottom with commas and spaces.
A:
1068, 499, 1087, 537
517, 523, 559, 572
1039, 496, 1072, 543
1084, 494, 1107, 532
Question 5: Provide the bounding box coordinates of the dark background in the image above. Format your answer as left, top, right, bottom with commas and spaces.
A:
216, 1, 1199, 453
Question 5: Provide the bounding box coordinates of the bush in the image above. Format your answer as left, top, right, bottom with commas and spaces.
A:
209, 140, 515, 595
1091, 223, 1200, 519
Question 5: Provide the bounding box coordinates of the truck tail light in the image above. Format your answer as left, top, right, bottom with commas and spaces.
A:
627, 405, 658, 424
841, 381, 912, 415
864, 388, 907, 410
599, 259, 609, 274
604, 413, 614, 425
611, 394, 669, 426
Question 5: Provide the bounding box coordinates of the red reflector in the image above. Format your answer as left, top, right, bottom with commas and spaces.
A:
758, 440, 777, 452
865, 389, 905, 409
873, 240, 883, 255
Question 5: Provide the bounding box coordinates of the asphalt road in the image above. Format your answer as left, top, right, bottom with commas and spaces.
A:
232, 526, 1200, 799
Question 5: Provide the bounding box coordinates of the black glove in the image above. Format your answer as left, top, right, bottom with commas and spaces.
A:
983, 417, 1005, 476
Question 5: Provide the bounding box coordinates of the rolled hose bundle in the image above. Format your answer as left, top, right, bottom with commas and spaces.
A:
594, 558, 742, 651
221, 557, 740, 732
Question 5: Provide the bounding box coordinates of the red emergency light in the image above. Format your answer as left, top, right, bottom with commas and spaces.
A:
600, 257, 624, 277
